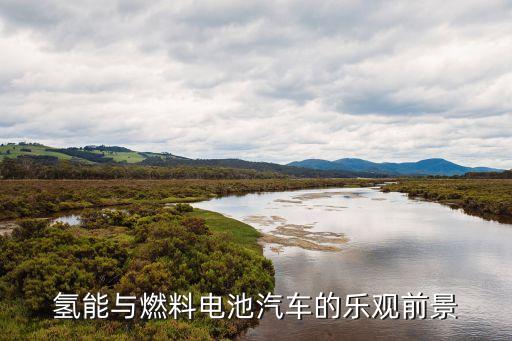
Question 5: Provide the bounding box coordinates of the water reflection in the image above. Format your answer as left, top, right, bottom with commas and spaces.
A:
52, 214, 81, 225
0, 212, 83, 236
194, 188, 512, 340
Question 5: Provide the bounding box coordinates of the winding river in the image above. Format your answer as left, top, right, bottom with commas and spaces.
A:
194, 187, 512, 340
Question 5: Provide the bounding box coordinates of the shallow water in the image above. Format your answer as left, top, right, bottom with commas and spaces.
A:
194, 187, 512, 340
52, 214, 81, 225
0, 213, 82, 234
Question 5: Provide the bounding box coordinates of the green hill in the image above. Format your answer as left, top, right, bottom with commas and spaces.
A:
0, 143, 185, 164
0, 143, 74, 161
0, 142, 387, 178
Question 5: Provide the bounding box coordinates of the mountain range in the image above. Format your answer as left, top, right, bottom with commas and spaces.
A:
0, 143, 503, 177
288, 158, 502, 176
0, 143, 379, 178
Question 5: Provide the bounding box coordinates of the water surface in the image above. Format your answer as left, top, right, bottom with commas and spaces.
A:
194, 187, 512, 340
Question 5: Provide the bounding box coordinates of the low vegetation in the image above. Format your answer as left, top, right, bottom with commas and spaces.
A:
0, 204, 273, 339
384, 179, 512, 222
462, 169, 512, 179
0, 157, 288, 180
0, 176, 380, 338
0, 178, 380, 220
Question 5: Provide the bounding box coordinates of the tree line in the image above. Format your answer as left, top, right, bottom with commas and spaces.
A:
0, 155, 379, 180
463, 169, 512, 179
0, 157, 286, 180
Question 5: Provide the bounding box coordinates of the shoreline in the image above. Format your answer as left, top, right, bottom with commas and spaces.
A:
383, 179, 512, 224
0, 178, 384, 220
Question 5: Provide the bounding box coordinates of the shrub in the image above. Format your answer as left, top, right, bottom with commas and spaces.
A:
0, 204, 274, 338
175, 203, 194, 213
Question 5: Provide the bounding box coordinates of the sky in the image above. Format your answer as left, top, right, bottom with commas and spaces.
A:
0, 1, 511, 168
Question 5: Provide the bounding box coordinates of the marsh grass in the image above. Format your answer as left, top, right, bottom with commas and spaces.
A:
385, 179, 512, 222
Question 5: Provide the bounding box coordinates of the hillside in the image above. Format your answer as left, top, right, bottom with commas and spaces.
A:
139, 156, 382, 178
0, 143, 75, 161
0, 143, 188, 164
0, 143, 387, 178
2, 143, 501, 177
288, 157, 502, 176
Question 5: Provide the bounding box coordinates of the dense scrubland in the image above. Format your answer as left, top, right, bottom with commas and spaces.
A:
0, 178, 380, 220
384, 179, 512, 222
0, 204, 273, 339
462, 169, 512, 179
0, 157, 289, 180
0, 176, 380, 339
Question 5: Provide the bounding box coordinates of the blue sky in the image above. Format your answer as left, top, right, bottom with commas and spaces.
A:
0, 1, 511, 168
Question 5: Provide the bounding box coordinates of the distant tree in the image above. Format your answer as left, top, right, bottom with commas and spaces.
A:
0, 158, 19, 178
465, 169, 512, 179
84, 145, 132, 152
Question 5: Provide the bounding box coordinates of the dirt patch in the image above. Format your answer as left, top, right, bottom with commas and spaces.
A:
244, 215, 348, 252
0, 221, 18, 236
258, 222, 348, 252
243, 215, 275, 226
259, 234, 342, 252
273, 225, 348, 244
270, 215, 287, 223
292, 191, 363, 201
279, 223, 315, 230
243, 214, 287, 226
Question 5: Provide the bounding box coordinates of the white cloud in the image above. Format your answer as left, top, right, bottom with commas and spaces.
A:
0, 0, 511, 168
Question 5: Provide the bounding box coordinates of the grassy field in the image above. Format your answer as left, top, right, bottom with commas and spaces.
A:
384, 179, 512, 222
189, 209, 262, 252
0, 144, 147, 164
0, 144, 73, 161
88, 150, 146, 163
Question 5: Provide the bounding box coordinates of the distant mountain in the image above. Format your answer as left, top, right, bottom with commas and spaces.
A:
0, 142, 388, 178
288, 158, 502, 176
7, 142, 499, 177
139, 156, 386, 178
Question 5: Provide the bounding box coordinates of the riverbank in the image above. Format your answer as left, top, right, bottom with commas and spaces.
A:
2, 179, 377, 339
196, 186, 512, 340
0, 204, 272, 340
0, 178, 384, 220
384, 179, 512, 223
189, 208, 263, 253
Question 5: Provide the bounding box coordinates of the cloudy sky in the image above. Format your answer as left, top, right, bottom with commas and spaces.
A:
0, 1, 511, 167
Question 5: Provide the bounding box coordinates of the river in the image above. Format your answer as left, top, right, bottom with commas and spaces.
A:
194, 187, 512, 340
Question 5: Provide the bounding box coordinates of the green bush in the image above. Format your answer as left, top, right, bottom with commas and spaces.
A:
175, 203, 194, 213
0, 204, 274, 339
